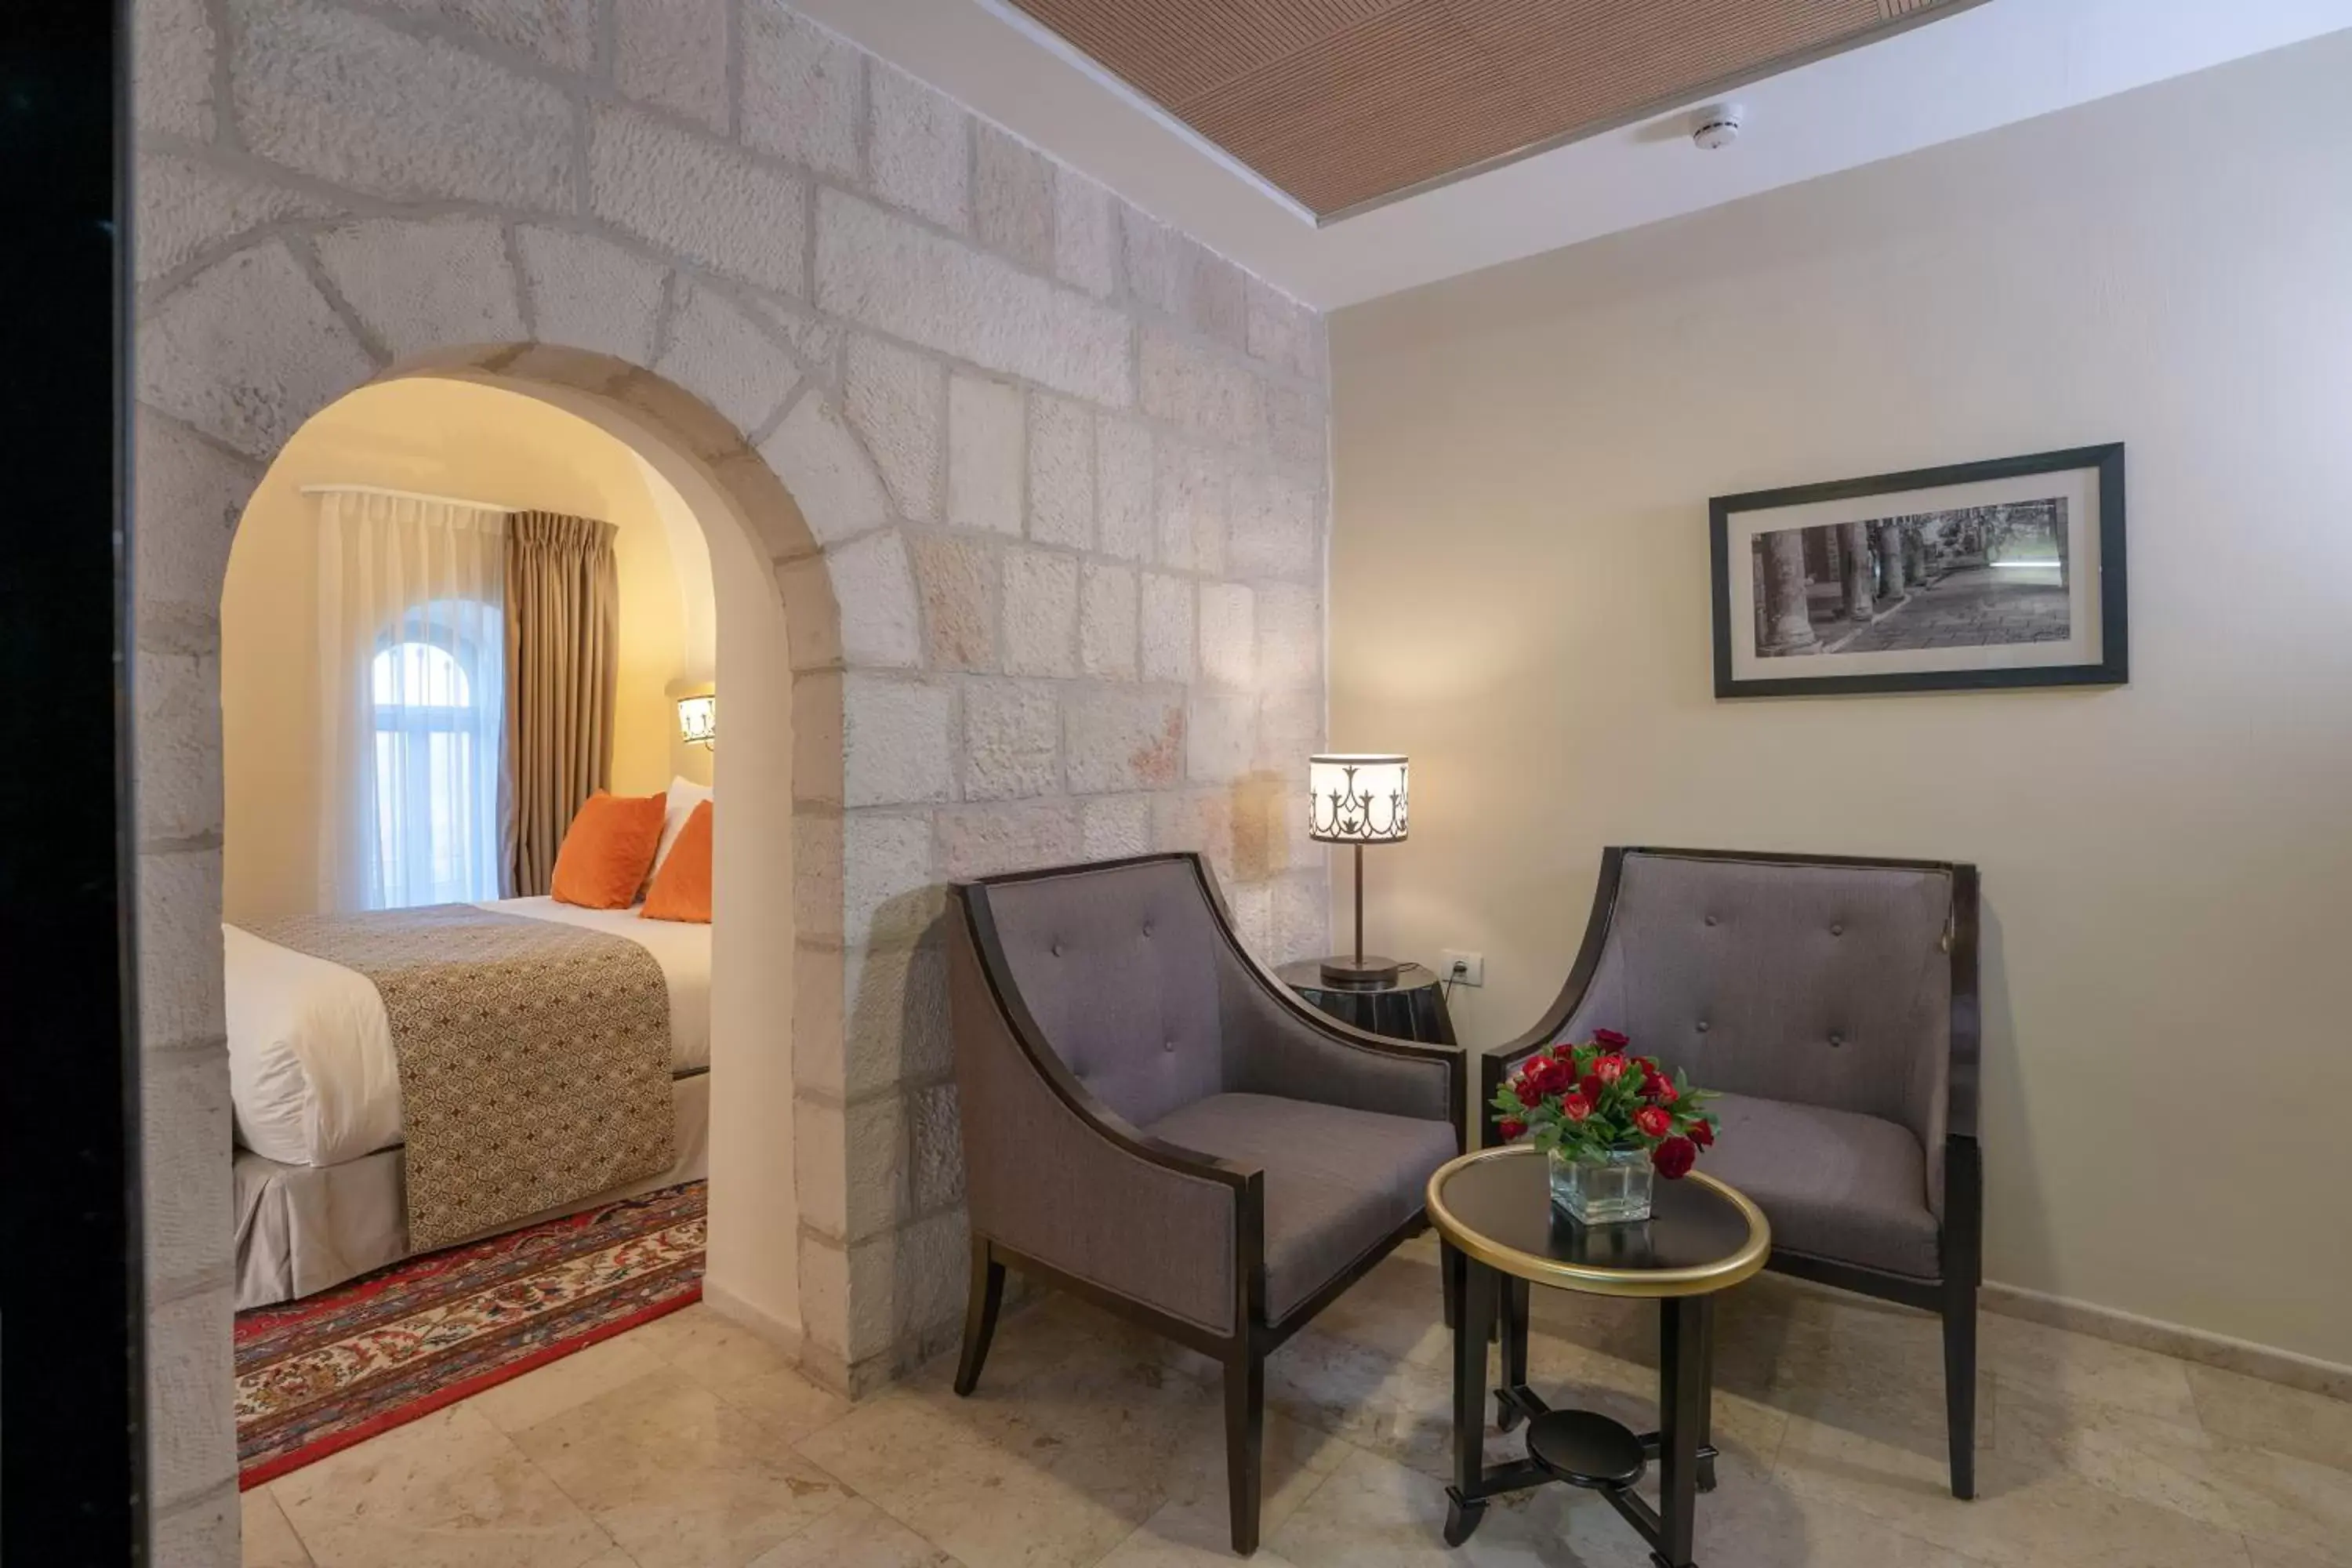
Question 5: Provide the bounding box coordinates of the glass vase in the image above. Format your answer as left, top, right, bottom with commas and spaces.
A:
1548, 1144, 1655, 1225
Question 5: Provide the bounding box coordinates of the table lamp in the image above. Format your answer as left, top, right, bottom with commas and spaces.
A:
1308, 753, 1409, 984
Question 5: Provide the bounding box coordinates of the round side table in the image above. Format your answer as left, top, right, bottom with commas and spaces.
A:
1275, 959, 1456, 1045
1425, 1145, 1769, 1567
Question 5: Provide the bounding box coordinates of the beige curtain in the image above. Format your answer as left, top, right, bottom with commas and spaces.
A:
501, 510, 619, 897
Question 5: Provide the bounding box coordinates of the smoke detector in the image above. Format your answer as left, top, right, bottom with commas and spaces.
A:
1690, 103, 1745, 151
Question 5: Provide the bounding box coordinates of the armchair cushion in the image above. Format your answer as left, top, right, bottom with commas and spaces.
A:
1145, 1093, 1457, 1320
1700, 1092, 1940, 1280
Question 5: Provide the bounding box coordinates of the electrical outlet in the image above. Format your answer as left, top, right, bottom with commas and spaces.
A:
1441, 949, 1484, 987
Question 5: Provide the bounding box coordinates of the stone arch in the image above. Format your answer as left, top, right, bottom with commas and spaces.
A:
135, 214, 917, 1534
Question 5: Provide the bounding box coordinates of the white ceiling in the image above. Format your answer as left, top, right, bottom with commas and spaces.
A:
789, 0, 2352, 310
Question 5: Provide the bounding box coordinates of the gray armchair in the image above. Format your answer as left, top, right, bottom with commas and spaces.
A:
1483, 847, 1982, 1497
949, 852, 1466, 1554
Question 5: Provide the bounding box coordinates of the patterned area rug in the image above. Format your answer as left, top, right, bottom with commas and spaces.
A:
234, 1181, 705, 1486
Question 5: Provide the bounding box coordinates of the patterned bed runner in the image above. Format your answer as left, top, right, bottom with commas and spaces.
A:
252, 904, 675, 1251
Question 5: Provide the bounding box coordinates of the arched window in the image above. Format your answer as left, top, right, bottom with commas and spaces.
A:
368, 602, 503, 907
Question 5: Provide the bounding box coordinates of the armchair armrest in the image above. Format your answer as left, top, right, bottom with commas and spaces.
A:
949, 889, 1265, 1338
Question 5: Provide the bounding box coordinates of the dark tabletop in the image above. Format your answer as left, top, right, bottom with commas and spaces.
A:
1426, 1146, 1770, 1298
1275, 960, 1457, 1046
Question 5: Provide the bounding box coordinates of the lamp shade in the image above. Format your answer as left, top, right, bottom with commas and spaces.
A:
1307, 753, 1408, 844
677, 693, 717, 746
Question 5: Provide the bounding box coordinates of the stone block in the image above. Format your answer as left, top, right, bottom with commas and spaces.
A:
313, 216, 526, 362
1094, 416, 1154, 563
1000, 548, 1077, 677
1027, 394, 1093, 550
791, 670, 846, 807
1118, 203, 1183, 318
147, 1285, 235, 1507
947, 376, 1024, 536
909, 1083, 966, 1212
1054, 167, 1118, 299
134, 414, 257, 620
136, 0, 213, 139
1154, 439, 1227, 576
869, 63, 970, 233
1185, 248, 1248, 350
136, 650, 223, 849
514, 227, 668, 365
1198, 582, 1255, 691
379, 0, 594, 71
797, 1094, 908, 1243
143, 1048, 232, 1298
975, 125, 1054, 272
742, 2, 862, 179
230, 1, 573, 209
1140, 327, 1265, 451
152, 1484, 238, 1568
909, 535, 997, 673
1256, 580, 1321, 692
135, 154, 321, 285
139, 847, 223, 1051
1080, 794, 1151, 862
1152, 790, 1236, 884
590, 107, 806, 296
1272, 872, 1331, 966
1187, 691, 1255, 785
1228, 470, 1319, 579
842, 673, 953, 808
1247, 276, 1322, 380
1080, 564, 1138, 681
1269, 383, 1327, 468
1141, 573, 1194, 684
750, 296, 844, 379
1065, 688, 1182, 794
1226, 772, 1287, 882
797, 1229, 852, 1359
615, 0, 729, 131
816, 190, 1133, 405
842, 1208, 967, 1363
1256, 687, 1323, 778
962, 679, 1058, 800
800, 939, 953, 1098
139, 242, 375, 459
654, 280, 800, 436
1226, 879, 1274, 960
822, 530, 923, 670
842, 812, 939, 948
845, 336, 944, 523
759, 396, 892, 547
938, 800, 1081, 880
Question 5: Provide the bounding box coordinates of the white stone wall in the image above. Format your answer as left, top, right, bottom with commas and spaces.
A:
132, 0, 1330, 1555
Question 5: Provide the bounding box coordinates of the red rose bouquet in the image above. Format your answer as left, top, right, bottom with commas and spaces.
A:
1492, 1029, 1719, 1181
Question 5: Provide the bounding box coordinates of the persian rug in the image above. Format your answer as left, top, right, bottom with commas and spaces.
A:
234, 1180, 705, 1486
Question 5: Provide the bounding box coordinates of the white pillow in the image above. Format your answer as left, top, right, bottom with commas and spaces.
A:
652, 776, 712, 875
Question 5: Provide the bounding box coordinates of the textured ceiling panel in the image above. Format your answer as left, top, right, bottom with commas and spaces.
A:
1004, 0, 1977, 218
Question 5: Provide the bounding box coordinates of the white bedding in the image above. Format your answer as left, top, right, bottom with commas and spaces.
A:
225, 896, 710, 1168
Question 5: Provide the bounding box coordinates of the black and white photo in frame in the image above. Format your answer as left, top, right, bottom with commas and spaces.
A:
1710, 444, 2127, 698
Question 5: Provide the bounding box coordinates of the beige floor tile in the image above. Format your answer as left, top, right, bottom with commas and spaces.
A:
1264, 1441, 1654, 1568
1777, 1411, 2255, 1568
628, 1301, 796, 1389
2208, 1439, 2352, 1566
717, 1359, 858, 1445
746, 1497, 962, 1567
1302, 1250, 1454, 1371
468, 1331, 675, 1436
1690, 1462, 1975, 1567
796, 1386, 1155, 1568
1993, 1380, 2236, 1530
511, 1367, 851, 1568
1977, 1312, 2200, 1427
270, 1405, 619, 1568
1100, 1407, 1358, 1563
2190, 1364, 2352, 1475
240, 1486, 314, 1568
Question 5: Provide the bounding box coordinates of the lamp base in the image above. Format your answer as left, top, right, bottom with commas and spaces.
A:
1317, 953, 1404, 986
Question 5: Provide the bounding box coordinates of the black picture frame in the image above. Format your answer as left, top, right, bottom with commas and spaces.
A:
1710, 443, 2128, 699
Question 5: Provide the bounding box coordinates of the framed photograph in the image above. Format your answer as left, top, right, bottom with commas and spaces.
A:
1710, 444, 2126, 699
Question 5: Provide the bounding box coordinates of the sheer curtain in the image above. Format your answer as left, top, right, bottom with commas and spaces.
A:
314, 489, 508, 911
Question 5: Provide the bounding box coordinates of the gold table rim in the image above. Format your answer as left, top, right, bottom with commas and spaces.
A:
1424, 1145, 1772, 1298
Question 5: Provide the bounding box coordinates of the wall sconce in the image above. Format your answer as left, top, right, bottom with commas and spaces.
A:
677, 693, 716, 748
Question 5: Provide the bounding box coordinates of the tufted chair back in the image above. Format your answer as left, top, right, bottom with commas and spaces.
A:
979, 857, 1228, 1127
1560, 852, 1955, 1152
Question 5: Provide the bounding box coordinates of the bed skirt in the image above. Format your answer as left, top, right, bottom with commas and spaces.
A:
234, 1070, 710, 1310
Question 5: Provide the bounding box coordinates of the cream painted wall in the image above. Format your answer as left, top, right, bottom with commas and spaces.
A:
221, 377, 715, 920
1328, 34, 2352, 1366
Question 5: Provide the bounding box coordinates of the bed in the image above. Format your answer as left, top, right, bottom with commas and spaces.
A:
228, 895, 712, 1308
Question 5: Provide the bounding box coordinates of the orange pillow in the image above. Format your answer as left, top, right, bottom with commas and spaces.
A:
550, 790, 667, 909
641, 801, 711, 923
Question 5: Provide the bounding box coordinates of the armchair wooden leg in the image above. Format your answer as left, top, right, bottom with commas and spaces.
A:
1943, 1277, 1977, 1500
953, 1236, 1006, 1398
1224, 1352, 1265, 1555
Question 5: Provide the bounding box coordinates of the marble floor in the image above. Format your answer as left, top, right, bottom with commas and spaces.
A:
242, 1236, 2352, 1568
